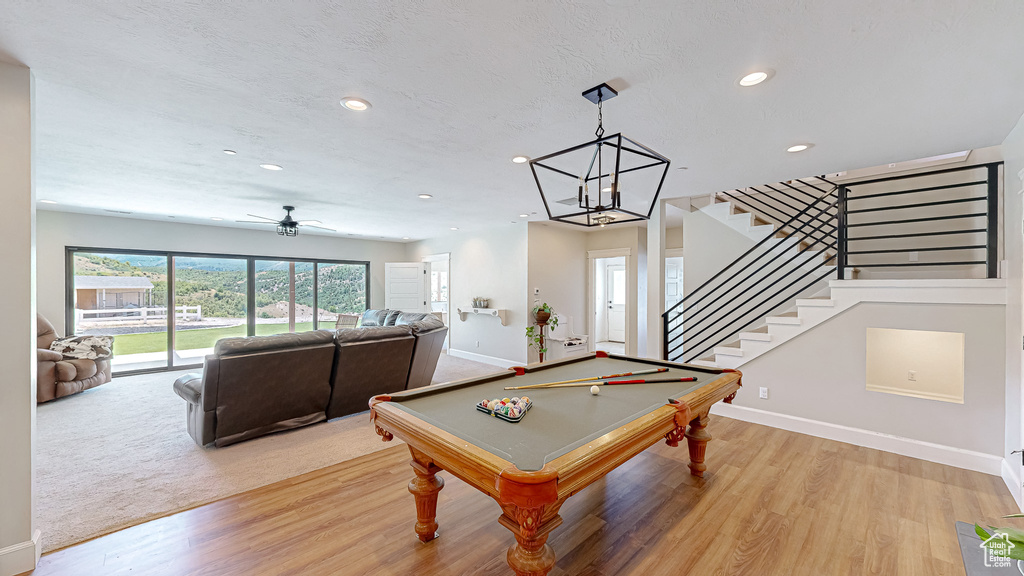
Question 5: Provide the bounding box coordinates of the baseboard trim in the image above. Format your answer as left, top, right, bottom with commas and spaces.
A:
711, 403, 1003, 476
447, 349, 521, 369
1002, 458, 1023, 511
0, 530, 41, 576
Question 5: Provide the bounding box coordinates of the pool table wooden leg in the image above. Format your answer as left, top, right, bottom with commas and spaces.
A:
685, 411, 712, 478
498, 502, 563, 576
408, 446, 444, 542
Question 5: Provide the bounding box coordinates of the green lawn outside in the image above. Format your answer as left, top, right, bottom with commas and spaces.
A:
113, 321, 317, 356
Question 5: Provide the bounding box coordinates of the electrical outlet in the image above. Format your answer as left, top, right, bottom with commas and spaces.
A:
908, 370, 917, 381
534, 288, 540, 295
759, 387, 768, 399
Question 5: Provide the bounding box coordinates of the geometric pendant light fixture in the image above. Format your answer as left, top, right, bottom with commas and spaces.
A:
529, 83, 671, 227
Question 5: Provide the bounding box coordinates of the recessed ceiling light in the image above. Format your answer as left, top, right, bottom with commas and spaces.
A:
418, 194, 432, 199
211, 217, 223, 221
450, 227, 459, 231
260, 164, 283, 170
739, 71, 770, 87
402, 237, 410, 240
511, 156, 529, 164
786, 144, 811, 153
223, 150, 237, 155
519, 214, 529, 218
341, 97, 371, 111
39, 199, 58, 204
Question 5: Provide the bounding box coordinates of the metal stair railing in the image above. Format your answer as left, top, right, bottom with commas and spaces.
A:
664, 179, 838, 363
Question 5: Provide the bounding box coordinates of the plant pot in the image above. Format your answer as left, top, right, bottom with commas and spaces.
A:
535, 311, 550, 325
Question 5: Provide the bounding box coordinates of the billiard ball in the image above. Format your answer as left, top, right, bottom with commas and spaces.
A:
590, 385, 600, 395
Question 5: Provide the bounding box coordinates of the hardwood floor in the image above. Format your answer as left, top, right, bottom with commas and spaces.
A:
30, 417, 1016, 576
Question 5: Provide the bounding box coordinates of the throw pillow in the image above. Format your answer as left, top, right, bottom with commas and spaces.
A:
49, 335, 114, 360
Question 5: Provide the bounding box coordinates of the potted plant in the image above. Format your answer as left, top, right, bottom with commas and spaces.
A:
526, 304, 559, 361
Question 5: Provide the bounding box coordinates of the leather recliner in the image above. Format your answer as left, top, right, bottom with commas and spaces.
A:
326, 325, 415, 419
395, 313, 448, 389
36, 314, 112, 403
173, 330, 337, 447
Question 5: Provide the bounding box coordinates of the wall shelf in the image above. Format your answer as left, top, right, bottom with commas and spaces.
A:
456, 307, 509, 326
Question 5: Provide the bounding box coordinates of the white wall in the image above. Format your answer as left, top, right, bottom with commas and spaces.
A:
734, 302, 1006, 456
407, 224, 528, 365
1000, 112, 1024, 504
0, 61, 39, 576
526, 223, 588, 363
681, 208, 759, 296
36, 211, 408, 335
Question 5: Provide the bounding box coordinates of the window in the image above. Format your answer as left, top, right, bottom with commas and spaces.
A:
67, 248, 369, 375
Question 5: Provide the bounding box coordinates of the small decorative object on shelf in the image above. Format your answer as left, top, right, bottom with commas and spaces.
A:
472, 297, 490, 308
526, 303, 559, 363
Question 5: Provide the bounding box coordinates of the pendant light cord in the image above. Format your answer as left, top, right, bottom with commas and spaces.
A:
595, 91, 605, 139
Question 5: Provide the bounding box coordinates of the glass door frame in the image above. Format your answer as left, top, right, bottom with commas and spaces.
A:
65, 246, 370, 377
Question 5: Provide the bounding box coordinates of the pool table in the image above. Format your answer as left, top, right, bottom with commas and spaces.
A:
369, 352, 742, 576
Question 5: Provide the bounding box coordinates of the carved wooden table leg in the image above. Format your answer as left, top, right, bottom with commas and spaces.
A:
685, 411, 712, 478
498, 503, 563, 576
408, 447, 444, 542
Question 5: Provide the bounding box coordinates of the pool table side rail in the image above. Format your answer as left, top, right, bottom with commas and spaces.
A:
542, 370, 741, 499
369, 368, 742, 503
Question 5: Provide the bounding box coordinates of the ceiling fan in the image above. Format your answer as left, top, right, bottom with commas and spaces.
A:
236, 205, 335, 237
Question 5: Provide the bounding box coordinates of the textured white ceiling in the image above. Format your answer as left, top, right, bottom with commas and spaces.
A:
2, 1, 1024, 240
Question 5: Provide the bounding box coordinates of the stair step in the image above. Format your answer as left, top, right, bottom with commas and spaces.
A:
714, 346, 743, 357
767, 312, 801, 325
738, 331, 771, 342
691, 358, 720, 368
796, 298, 835, 308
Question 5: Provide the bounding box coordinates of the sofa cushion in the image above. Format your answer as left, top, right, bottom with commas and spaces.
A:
397, 313, 444, 333
360, 309, 391, 327
54, 360, 77, 381
383, 310, 403, 326
335, 325, 412, 343
214, 330, 335, 357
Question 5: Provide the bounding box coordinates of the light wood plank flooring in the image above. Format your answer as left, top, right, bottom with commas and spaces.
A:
29, 417, 1016, 575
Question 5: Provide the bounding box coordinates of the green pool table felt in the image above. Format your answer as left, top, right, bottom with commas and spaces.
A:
384, 357, 720, 471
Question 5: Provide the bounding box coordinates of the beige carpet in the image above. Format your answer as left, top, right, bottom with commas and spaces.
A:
35, 351, 497, 553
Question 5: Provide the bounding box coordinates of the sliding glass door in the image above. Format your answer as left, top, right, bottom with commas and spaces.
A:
67, 248, 370, 374
69, 251, 169, 371
255, 260, 315, 335
171, 256, 248, 367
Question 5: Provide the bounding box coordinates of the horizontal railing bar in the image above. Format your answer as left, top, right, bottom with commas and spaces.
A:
720, 190, 832, 243
847, 212, 986, 227
848, 228, 986, 241
849, 261, 986, 268
842, 161, 1002, 187
847, 245, 986, 255
846, 196, 985, 215
847, 180, 987, 201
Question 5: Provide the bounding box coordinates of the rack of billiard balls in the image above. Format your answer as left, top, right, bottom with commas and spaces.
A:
476, 396, 532, 423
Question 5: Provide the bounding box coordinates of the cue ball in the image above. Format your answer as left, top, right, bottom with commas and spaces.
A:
590, 385, 600, 395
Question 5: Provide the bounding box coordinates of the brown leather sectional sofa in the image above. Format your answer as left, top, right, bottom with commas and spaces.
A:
173, 312, 447, 447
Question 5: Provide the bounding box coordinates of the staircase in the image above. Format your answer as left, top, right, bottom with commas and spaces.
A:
664, 162, 1002, 369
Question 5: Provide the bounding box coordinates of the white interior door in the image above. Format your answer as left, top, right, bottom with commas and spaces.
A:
385, 262, 428, 311
606, 264, 626, 342
665, 257, 684, 331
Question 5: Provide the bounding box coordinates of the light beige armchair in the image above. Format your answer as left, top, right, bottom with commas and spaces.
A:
37, 314, 112, 403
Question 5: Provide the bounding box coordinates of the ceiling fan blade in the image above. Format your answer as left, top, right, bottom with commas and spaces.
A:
297, 220, 322, 225
236, 220, 278, 224
245, 213, 280, 222
301, 224, 336, 232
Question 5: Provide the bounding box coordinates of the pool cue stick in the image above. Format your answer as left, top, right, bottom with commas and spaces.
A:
530, 377, 698, 389
503, 367, 668, 390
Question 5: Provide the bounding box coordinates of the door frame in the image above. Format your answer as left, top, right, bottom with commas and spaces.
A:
587, 248, 631, 354
422, 253, 451, 349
